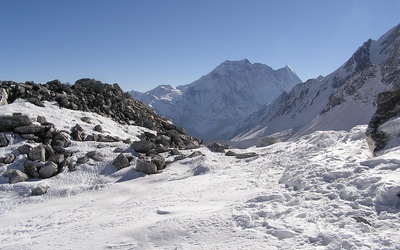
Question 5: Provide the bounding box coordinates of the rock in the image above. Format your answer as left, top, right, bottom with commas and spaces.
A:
113, 147, 125, 153
14, 125, 49, 134
37, 115, 47, 124
0, 88, 8, 106
39, 161, 58, 178
31, 186, 49, 196
130, 140, 155, 154
188, 151, 203, 158
8, 169, 29, 184
81, 117, 91, 123
97, 143, 107, 148
86, 151, 103, 161
52, 131, 71, 147
185, 141, 200, 150
135, 158, 157, 174
48, 154, 65, 164
155, 146, 170, 153
171, 148, 181, 155
225, 150, 237, 156
174, 155, 186, 161
0, 115, 32, 132
235, 152, 258, 159
151, 154, 166, 170
112, 153, 131, 170
20, 133, 40, 142
76, 156, 89, 164
27, 97, 45, 107
208, 142, 229, 153
71, 129, 84, 141
94, 124, 104, 133
28, 145, 46, 161
166, 130, 185, 149
24, 160, 43, 178
3, 154, 15, 164
0, 133, 8, 147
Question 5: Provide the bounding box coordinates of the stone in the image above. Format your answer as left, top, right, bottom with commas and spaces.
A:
225, 150, 237, 156
3, 154, 15, 164
28, 145, 46, 161
113, 147, 125, 153
171, 148, 181, 155
151, 154, 166, 170
14, 125, 49, 134
0, 88, 8, 106
24, 160, 43, 178
39, 161, 58, 178
81, 117, 92, 123
48, 154, 65, 164
0, 115, 32, 132
188, 151, 203, 158
130, 140, 155, 154
52, 131, 71, 147
86, 151, 103, 161
185, 141, 200, 150
0, 133, 8, 147
112, 153, 131, 170
94, 124, 104, 133
37, 115, 47, 124
8, 169, 29, 184
235, 152, 258, 159
208, 142, 229, 153
155, 146, 170, 153
135, 158, 157, 174
31, 186, 49, 196
76, 156, 89, 164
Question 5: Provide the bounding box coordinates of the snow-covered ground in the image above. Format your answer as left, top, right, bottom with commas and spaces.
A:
1, 101, 400, 249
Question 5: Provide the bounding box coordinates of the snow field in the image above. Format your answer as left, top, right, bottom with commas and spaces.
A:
0, 101, 400, 249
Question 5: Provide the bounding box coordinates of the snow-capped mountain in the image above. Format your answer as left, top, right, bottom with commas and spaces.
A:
132, 59, 302, 140
226, 23, 400, 146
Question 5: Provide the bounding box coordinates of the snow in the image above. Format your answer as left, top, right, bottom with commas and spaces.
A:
1, 100, 400, 249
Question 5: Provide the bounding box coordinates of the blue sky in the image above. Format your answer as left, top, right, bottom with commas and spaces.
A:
1, 1, 399, 92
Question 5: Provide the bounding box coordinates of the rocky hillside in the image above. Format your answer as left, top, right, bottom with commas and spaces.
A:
132, 59, 301, 140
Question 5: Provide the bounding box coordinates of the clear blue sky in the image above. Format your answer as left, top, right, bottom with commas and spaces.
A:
1, 1, 399, 92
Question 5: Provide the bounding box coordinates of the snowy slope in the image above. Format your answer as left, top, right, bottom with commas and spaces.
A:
1, 100, 400, 249
132, 59, 301, 140
228, 23, 400, 146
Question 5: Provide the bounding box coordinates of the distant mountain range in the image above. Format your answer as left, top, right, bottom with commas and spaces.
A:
131, 59, 302, 140
132, 23, 400, 148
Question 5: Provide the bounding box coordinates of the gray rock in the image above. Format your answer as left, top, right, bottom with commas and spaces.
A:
151, 154, 166, 170
112, 153, 131, 170
8, 169, 29, 184
0, 88, 8, 106
52, 131, 71, 148
86, 151, 103, 161
28, 145, 46, 161
76, 156, 89, 164
135, 158, 157, 174
31, 186, 49, 196
155, 146, 170, 153
171, 148, 181, 155
48, 154, 65, 164
185, 141, 200, 150
3, 154, 15, 164
235, 152, 258, 159
0, 133, 8, 147
0, 115, 32, 132
14, 125, 48, 134
130, 140, 155, 154
37, 115, 47, 124
18, 144, 32, 154
94, 124, 104, 133
188, 151, 203, 158
39, 161, 58, 178
208, 142, 229, 153
81, 117, 91, 123
225, 150, 237, 156
24, 160, 43, 178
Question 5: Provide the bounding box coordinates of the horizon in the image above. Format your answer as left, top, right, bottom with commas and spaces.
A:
1, 1, 399, 92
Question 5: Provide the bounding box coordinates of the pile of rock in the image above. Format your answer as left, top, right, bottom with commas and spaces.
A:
0, 79, 200, 150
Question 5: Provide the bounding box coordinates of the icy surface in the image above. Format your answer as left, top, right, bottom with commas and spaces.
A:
0, 100, 400, 249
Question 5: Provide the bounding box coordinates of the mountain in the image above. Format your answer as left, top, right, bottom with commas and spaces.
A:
225, 23, 400, 147
131, 59, 302, 140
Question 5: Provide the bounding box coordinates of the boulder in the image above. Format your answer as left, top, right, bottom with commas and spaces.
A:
76, 156, 89, 164
235, 152, 258, 159
14, 125, 50, 135
86, 151, 103, 161
151, 154, 166, 170
188, 151, 203, 158
47, 154, 65, 164
208, 142, 229, 153
0, 115, 32, 132
112, 153, 131, 170
171, 148, 181, 155
8, 169, 29, 184
24, 160, 43, 178
28, 145, 46, 161
3, 154, 15, 164
185, 141, 200, 150
135, 158, 157, 174
94, 124, 104, 133
52, 131, 71, 148
39, 161, 58, 178
31, 186, 49, 196
130, 140, 155, 154
37, 115, 47, 124
0, 133, 8, 147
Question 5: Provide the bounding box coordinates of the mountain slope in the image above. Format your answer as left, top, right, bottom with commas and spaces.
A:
132, 59, 301, 140
228, 23, 400, 146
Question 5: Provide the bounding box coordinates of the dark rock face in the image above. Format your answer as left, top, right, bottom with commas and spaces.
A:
366, 88, 400, 153
113, 153, 131, 170
0, 115, 32, 132
135, 158, 157, 174
0, 133, 8, 147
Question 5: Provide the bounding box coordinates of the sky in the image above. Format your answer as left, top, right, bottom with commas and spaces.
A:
1, 1, 399, 92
